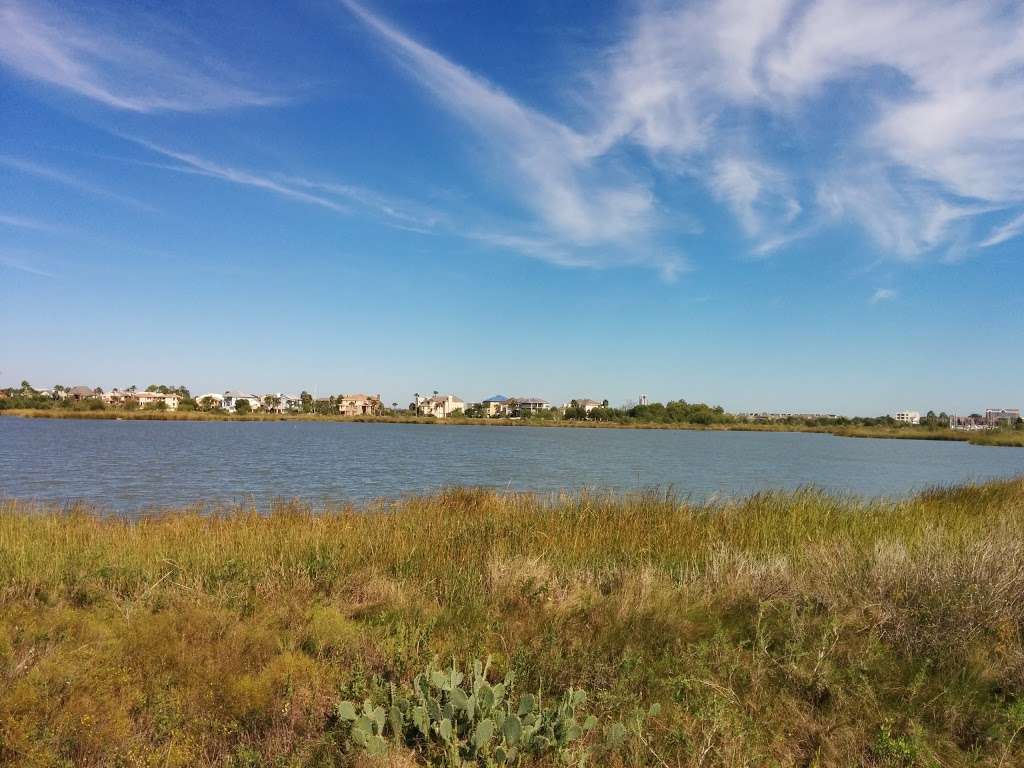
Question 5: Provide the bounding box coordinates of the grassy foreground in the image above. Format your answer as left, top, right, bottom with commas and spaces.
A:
3, 482, 1024, 767
6, 408, 1024, 447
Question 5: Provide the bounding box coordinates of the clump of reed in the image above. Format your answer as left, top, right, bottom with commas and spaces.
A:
2, 481, 1024, 766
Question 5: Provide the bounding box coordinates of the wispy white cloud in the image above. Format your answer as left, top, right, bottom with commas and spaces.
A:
0, 0, 283, 112
279, 175, 443, 231
0, 212, 52, 231
124, 138, 445, 232
587, 0, 1024, 259
869, 288, 897, 304
465, 230, 687, 281
339, 0, 686, 278
0, 156, 155, 211
980, 211, 1024, 248
816, 172, 989, 260
126, 140, 351, 214
709, 156, 801, 252
0, 252, 53, 277
341, 0, 1024, 271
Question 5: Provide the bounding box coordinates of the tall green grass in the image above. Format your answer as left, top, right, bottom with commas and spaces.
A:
2, 481, 1024, 765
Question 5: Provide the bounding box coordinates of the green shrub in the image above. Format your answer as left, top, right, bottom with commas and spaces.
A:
336, 657, 656, 766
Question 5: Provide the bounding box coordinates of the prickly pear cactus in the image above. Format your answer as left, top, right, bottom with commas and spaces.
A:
335, 656, 646, 766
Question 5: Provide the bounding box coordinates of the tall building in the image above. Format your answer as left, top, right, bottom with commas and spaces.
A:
894, 411, 921, 425
639, 393, 649, 406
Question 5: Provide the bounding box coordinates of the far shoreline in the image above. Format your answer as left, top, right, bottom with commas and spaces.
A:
3, 407, 1023, 447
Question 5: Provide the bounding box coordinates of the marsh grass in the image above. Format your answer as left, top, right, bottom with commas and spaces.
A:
2, 481, 1024, 766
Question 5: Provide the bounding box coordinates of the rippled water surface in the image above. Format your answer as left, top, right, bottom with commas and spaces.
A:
2, 418, 1023, 514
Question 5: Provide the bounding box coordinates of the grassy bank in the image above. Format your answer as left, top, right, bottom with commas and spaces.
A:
6, 407, 1024, 447
3, 482, 1024, 766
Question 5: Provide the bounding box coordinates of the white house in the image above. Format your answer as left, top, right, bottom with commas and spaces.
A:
259, 393, 302, 413
894, 411, 921, 425
415, 393, 465, 418
514, 397, 550, 415
574, 398, 604, 413
223, 391, 261, 412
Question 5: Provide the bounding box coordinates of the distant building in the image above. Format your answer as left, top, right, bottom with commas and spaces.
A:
639, 394, 649, 406
68, 385, 97, 400
482, 394, 510, 417
134, 391, 180, 410
223, 391, 261, 413
415, 393, 465, 418
894, 411, 921, 425
985, 408, 1020, 427
740, 412, 841, 423
574, 399, 604, 413
195, 392, 225, 409
260, 393, 302, 413
101, 389, 129, 407
514, 397, 550, 415
338, 393, 382, 417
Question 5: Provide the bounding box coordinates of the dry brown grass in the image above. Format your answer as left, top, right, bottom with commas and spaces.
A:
2, 482, 1024, 765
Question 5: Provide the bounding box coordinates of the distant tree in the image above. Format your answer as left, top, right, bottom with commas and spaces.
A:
20, 380, 32, 393
465, 403, 486, 418
263, 395, 281, 412
234, 399, 252, 415
300, 391, 313, 413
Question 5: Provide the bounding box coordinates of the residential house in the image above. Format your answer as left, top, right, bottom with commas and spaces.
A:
894, 411, 921, 425
259, 393, 302, 413
415, 393, 465, 418
135, 390, 180, 410
574, 399, 604, 413
222, 391, 261, 413
513, 397, 550, 415
195, 392, 225, 409
338, 393, 382, 417
68, 385, 97, 400
482, 394, 510, 417
101, 389, 131, 407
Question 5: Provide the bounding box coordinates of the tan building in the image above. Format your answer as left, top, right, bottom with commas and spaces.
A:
135, 391, 180, 410
68, 385, 97, 400
103, 389, 180, 410
338, 393, 382, 416
482, 395, 510, 416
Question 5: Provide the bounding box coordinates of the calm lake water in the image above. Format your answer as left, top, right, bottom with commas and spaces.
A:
2, 418, 1023, 514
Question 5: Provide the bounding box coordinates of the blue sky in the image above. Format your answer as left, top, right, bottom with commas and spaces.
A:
1, 0, 1023, 414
